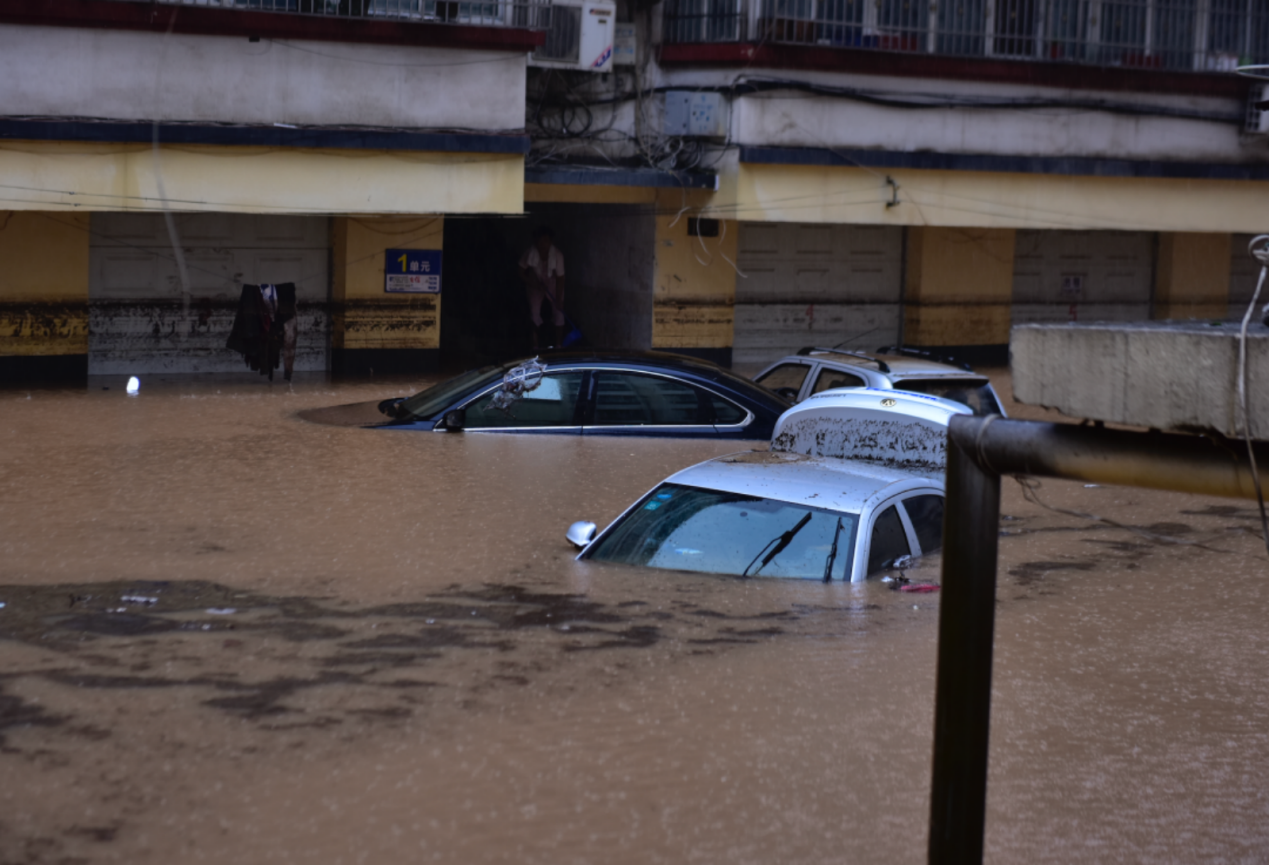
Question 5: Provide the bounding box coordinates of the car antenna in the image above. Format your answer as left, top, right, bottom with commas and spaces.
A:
831, 325, 880, 350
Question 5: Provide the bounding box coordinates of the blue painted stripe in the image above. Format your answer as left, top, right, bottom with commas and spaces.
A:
739, 146, 1269, 181
0, 119, 531, 154
525, 165, 718, 189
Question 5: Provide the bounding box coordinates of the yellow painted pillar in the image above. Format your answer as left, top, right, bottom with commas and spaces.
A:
904, 227, 1015, 352
331, 215, 443, 375
651, 191, 739, 367
0, 211, 90, 380
1153, 232, 1230, 320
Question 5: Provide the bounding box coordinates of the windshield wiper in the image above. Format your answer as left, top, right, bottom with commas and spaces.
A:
822, 516, 844, 582
743, 511, 813, 577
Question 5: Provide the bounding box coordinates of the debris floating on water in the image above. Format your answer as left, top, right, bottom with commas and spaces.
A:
899, 583, 940, 594
126, 376, 140, 396
206, 607, 237, 615
121, 595, 158, 605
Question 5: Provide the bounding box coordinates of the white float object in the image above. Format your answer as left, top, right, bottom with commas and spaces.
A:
126, 376, 140, 396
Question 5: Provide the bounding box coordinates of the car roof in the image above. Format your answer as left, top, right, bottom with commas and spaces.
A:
539, 349, 742, 375
780, 350, 988, 380
664, 451, 940, 513
771, 388, 969, 471
537, 350, 791, 403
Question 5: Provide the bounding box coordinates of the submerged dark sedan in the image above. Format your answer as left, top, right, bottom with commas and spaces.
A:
378, 351, 791, 439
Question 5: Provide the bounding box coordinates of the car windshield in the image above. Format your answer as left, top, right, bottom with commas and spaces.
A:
894, 378, 1002, 416
587, 483, 859, 580
395, 362, 518, 421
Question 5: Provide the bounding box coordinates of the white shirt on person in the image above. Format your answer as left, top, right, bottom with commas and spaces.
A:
519, 245, 565, 296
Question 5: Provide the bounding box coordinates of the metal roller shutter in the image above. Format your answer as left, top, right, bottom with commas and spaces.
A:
1012, 230, 1154, 325
734, 222, 903, 369
88, 214, 329, 375
1230, 233, 1263, 321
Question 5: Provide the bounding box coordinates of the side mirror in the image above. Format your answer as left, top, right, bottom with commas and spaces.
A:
566, 521, 597, 549
442, 409, 466, 431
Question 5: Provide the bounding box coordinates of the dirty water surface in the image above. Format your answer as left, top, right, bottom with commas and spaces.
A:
0, 372, 1267, 864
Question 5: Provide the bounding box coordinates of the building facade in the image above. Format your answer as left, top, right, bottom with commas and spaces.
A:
3, 0, 1268, 380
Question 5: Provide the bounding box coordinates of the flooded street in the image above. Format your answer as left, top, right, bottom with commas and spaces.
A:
2, 372, 1267, 864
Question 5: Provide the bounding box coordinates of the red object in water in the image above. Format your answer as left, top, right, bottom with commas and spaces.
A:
899, 582, 940, 593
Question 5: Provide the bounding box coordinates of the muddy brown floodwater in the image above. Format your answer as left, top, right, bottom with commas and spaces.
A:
1, 370, 1267, 864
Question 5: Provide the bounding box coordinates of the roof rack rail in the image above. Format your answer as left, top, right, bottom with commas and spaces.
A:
796, 346, 891, 373
874, 345, 973, 372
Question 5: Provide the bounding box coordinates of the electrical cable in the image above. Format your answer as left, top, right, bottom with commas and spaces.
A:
1238, 234, 1269, 556
1014, 476, 1231, 552
151, 9, 193, 318
541, 75, 1244, 124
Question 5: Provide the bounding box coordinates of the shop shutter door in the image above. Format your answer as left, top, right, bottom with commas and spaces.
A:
89, 214, 329, 374
1012, 230, 1153, 325
734, 223, 902, 369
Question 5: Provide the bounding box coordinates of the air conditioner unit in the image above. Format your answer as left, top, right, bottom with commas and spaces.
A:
530, 0, 616, 72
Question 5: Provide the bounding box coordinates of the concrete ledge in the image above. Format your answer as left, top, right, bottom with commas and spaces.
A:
1011, 321, 1269, 439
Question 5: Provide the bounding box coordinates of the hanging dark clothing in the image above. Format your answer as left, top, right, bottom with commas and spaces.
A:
227, 283, 297, 380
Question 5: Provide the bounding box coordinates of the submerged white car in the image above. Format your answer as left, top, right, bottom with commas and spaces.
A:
753, 346, 1005, 417
568, 389, 968, 582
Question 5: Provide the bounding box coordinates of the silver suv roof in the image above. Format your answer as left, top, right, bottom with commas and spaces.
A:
795, 347, 987, 381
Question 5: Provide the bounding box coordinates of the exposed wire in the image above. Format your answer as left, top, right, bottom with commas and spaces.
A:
543, 75, 1244, 124
1014, 476, 1231, 552
1238, 235, 1269, 556
152, 9, 192, 317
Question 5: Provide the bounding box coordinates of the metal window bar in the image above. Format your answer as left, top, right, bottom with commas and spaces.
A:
101, 0, 551, 28
534, 3, 581, 61
665, 0, 747, 42
662, 0, 1269, 69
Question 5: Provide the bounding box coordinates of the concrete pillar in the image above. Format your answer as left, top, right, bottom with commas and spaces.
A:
331, 215, 443, 375
904, 227, 1015, 364
1153, 232, 1231, 321
0, 211, 90, 381
651, 191, 738, 367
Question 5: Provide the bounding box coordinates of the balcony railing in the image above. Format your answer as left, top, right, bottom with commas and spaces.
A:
133, 0, 551, 29
664, 0, 1269, 71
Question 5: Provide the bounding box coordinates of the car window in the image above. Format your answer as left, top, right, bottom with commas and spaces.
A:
811, 368, 866, 395
587, 483, 859, 580
754, 363, 811, 398
395, 361, 514, 420
902, 494, 944, 554
867, 505, 911, 575
895, 379, 1002, 416
709, 394, 747, 425
591, 373, 711, 426
463, 372, 584, 428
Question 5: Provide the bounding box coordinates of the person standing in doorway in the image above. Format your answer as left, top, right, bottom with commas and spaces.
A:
519, 226, 566, 350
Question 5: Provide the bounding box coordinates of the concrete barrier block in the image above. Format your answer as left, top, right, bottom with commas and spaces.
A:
1011, 321, 1269, 440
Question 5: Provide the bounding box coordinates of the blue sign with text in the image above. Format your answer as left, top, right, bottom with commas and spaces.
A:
384, 249, 442, 294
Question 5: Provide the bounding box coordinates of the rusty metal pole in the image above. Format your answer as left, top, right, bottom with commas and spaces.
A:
928, 419, 1002, 865
927, 415, 1269, 865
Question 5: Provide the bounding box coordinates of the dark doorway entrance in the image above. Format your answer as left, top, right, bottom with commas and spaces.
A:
441, 203, 656, 370
440, 216, 533, 370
